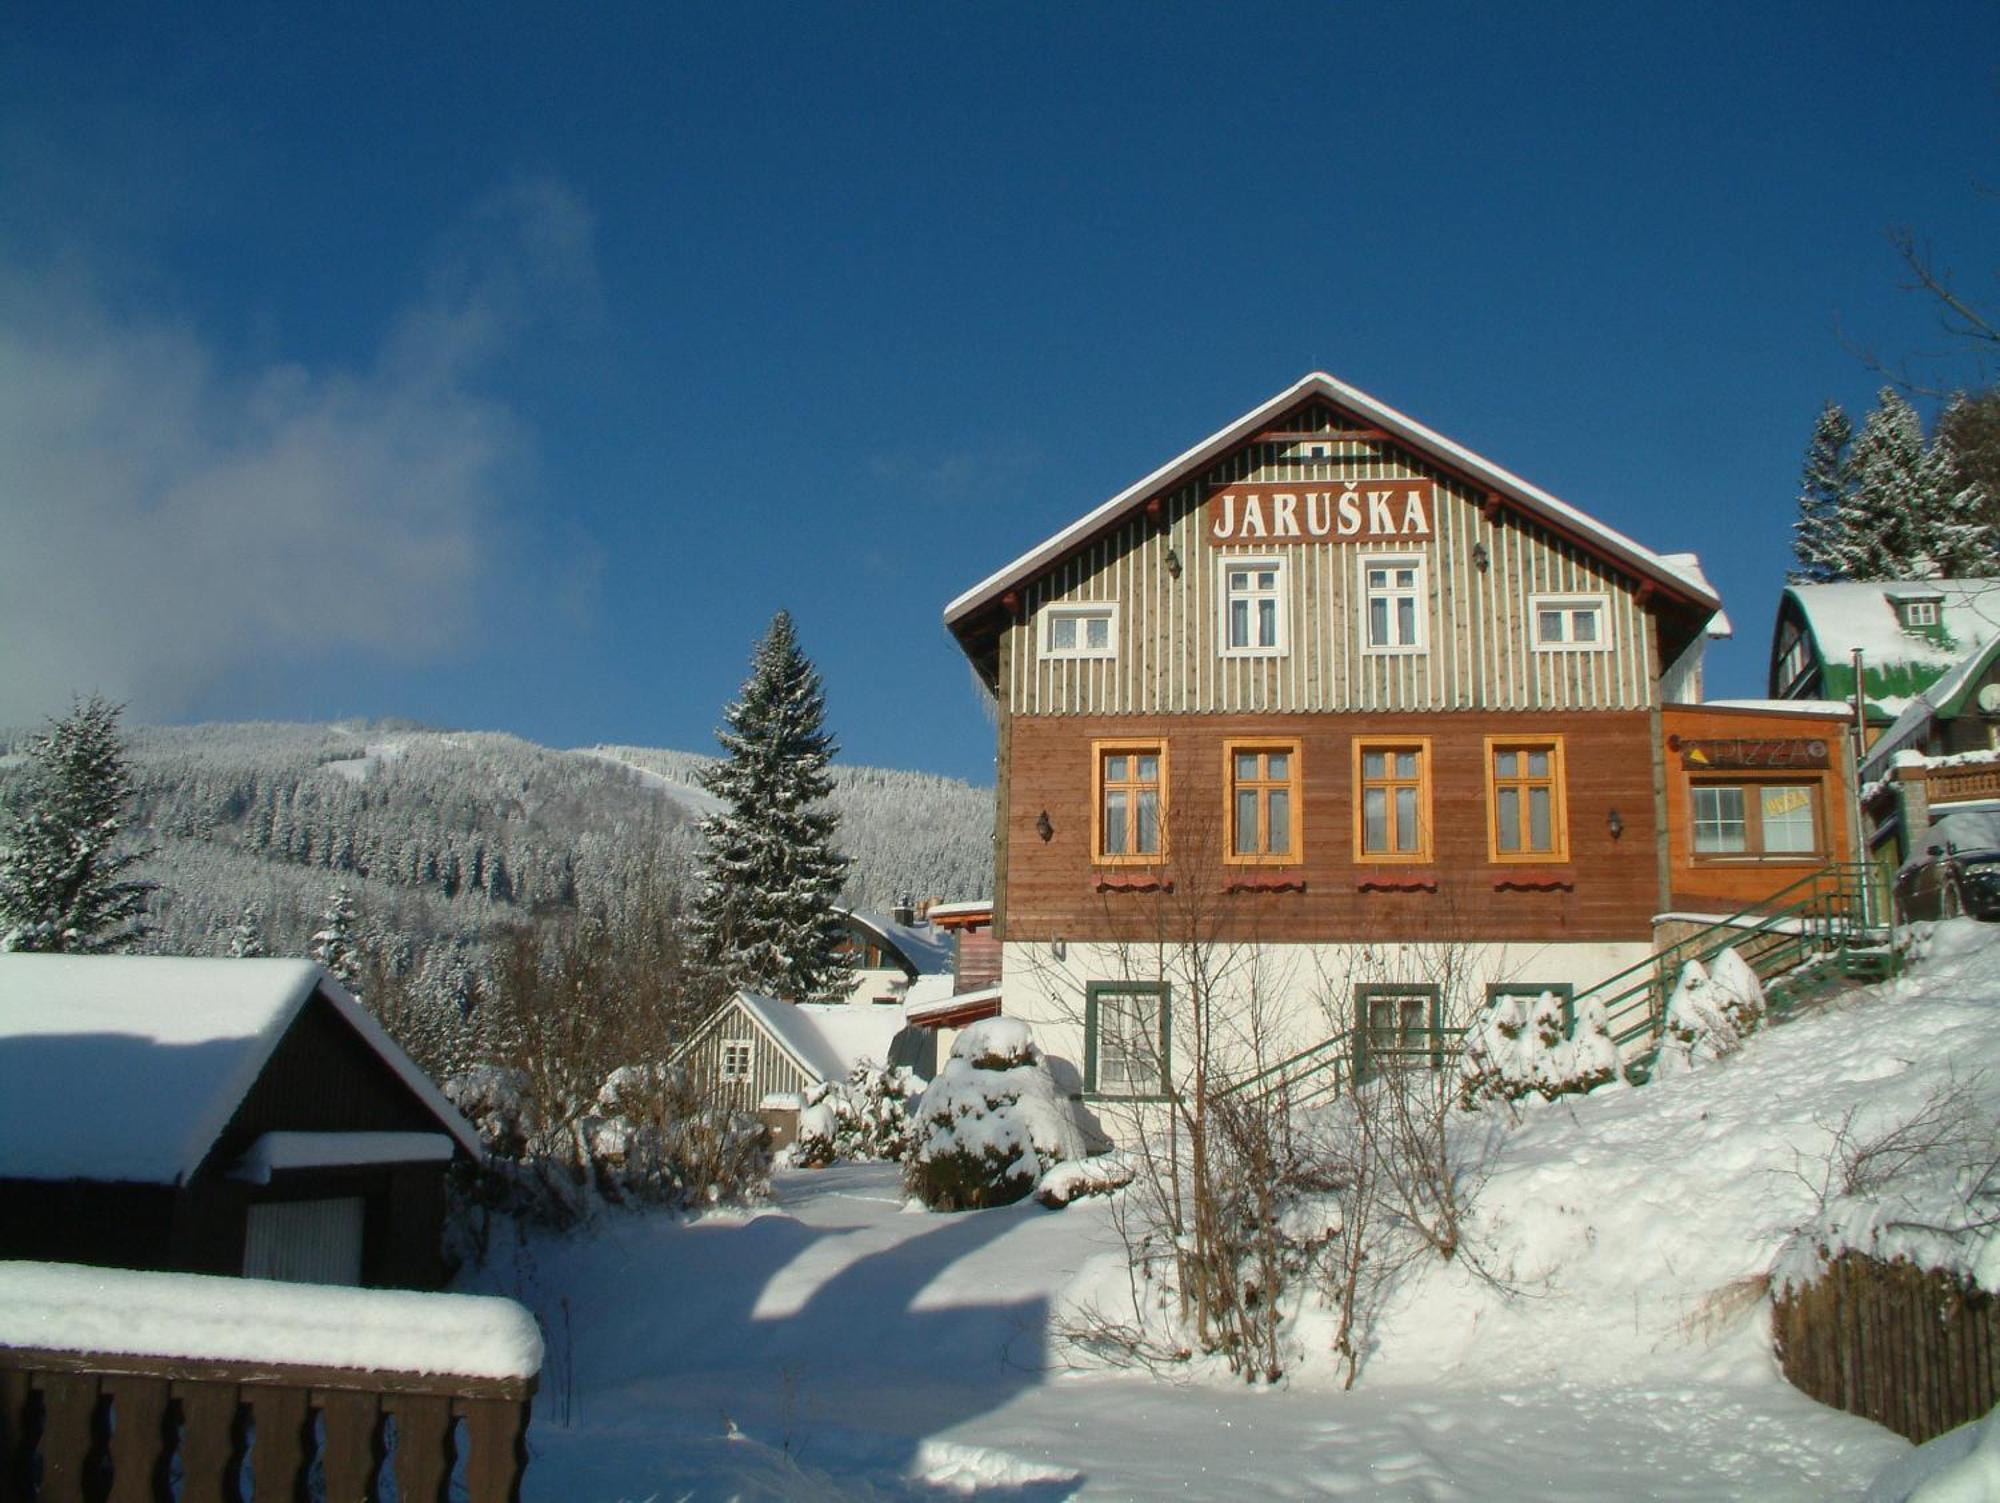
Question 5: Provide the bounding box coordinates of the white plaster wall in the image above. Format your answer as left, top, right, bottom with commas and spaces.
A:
999, 935, 1653, 1114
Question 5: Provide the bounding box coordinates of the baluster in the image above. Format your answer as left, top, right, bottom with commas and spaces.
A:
458, 1397, 531, 1503
316, 1391, 381, 1503
0, 1369, 36, 1503
245, 1386, 312, 1503
385, 1394, 453, 1503
33, 1373, 100, 1503
101, 1377, 170, 1503
171, 1382, 243, 1503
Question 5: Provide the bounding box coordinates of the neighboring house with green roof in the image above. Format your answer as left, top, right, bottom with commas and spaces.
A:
1768, 579, 2000, 728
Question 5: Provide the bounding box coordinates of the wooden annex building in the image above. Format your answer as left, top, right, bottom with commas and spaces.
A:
942, 371, 1749, 1113
0, 955, 481, 1288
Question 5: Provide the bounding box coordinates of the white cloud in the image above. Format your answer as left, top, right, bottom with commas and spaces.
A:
0, 177, 597, 726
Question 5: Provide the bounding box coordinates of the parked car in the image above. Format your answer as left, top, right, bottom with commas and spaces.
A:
1895, 812, 2000, 922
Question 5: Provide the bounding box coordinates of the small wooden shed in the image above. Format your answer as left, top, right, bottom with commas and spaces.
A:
0, 955, 481, 1288
676, 992, 927, 1146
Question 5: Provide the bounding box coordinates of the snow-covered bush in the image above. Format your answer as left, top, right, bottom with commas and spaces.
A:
1457, 991, 1622, 1108
1037, 1153, 1136, 1209
447, 1059, 771, 1237
791, 1062, 924, 1168
1655, 950, 1764, 1076
906, 1018, 1089, 1211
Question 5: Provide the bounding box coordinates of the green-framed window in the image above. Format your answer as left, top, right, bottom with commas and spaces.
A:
1084, 981, 1170, 1098
1352, 983, 1443, 1082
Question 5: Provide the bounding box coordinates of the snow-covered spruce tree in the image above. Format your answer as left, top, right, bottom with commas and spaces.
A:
227, 900, 267, 958
0, 696, 155, 953
1930, 392, 2000, 578
1790, 400, 1852, 584
310, 884, 364, 995
692, 611, 853, 1003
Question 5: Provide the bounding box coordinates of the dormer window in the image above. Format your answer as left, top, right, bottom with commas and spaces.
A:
1900, 598, 1940, 630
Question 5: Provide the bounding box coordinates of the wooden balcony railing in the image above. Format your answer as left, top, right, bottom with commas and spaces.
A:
1911, 760, 2000, 808
0, 1343, 535, 1502
0, 1262, 539, 1503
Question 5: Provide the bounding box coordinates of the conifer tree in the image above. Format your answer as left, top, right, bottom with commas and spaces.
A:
0, 696, 155, 953
310, 884, 363, 995
693, 611, 853, 1002
1841, 388, 1939, 578
227, 901, 267, 958
1790, 401, 1852, 583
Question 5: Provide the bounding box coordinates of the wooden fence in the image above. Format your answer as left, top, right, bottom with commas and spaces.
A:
1772, 1251, 1999, 1445
0, 1344, 534, 1503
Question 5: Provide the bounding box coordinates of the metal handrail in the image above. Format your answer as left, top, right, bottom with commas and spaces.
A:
1212, 861, 1886, 1104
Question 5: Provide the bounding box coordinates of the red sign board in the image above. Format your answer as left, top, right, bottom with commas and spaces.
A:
1205, 480, 1433, 546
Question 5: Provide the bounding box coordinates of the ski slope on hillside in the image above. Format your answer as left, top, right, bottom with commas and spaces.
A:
467, 923, 2000, 1500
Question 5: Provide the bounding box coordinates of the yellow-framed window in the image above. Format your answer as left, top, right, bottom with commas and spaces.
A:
1485, 736, 1568, 863
1224, 739, 1301, 864
1353, 738, 1432, 862
1093, 740, 1167, 864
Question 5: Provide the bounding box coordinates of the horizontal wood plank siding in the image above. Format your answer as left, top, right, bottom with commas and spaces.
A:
1004, 711, 1660, 944
1661, 704, 1857, 912
1006, 403, 1656, 717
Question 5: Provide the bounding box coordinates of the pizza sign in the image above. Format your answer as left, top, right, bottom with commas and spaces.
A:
1675, 737, 1832, 771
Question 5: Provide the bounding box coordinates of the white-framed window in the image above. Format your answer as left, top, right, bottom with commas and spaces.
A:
1360, 555, 1426, 653
720, 1039, 753, 1081
1691, 783, 1820, 858
1775, 626, 1812, 692
1900, 598, 1941, 629
1086, 981, 1168, 1097
1041, 602, 1118, 660
1219, 556, 1287, 656
1531, 593, 1611, 651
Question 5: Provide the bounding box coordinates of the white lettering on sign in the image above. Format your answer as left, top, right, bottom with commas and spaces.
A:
1208, 480, 1433, 545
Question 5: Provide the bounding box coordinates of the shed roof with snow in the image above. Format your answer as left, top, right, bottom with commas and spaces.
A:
0, 955, 480, 1185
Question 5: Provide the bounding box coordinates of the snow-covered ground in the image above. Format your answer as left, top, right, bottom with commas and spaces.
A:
466, 922, 2000, 1500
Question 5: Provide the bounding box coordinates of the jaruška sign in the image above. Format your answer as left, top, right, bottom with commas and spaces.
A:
1206, 480, 1433, 545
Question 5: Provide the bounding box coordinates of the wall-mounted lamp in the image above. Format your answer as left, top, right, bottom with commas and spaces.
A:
1472, 542, 1490, 572
1606, 808, 1624, 840
1051, 936, 1067, 961
1164, 546, 1183, 580
1036, 809, 1055, 843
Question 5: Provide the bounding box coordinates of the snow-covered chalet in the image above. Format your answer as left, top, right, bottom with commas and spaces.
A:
942, 371, 1732, 1103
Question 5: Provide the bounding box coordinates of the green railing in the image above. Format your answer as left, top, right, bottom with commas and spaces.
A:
1215, 861, 1892, 1105
1589, 861, 1884, 1054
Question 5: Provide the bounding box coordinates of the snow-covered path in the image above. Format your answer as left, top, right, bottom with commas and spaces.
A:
465, 925, 2000, 1499
477, 1164, 1902, 1500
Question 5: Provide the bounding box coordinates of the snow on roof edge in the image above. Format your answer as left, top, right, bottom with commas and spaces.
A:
315, 977, 484, 1162
943, 372, 1720, 630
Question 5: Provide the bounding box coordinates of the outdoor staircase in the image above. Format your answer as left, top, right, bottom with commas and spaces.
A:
1222, 861, 1900, 1106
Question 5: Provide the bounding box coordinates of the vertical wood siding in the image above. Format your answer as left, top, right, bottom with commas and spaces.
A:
684, 1007, 811, 1110
1006, 410, 1657, 717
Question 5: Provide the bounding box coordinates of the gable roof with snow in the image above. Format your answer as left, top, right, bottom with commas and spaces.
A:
945, 371, 1721, 684
1772, 579, 2000, 714
678, 991, 912, 1088
0, 955, 481, 1184
1863, 632, 2000, 778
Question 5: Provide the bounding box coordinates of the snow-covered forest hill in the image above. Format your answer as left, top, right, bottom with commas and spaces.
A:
0, 719, 992, 972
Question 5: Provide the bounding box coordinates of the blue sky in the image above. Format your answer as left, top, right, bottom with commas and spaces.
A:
2, 3, 1994, 784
